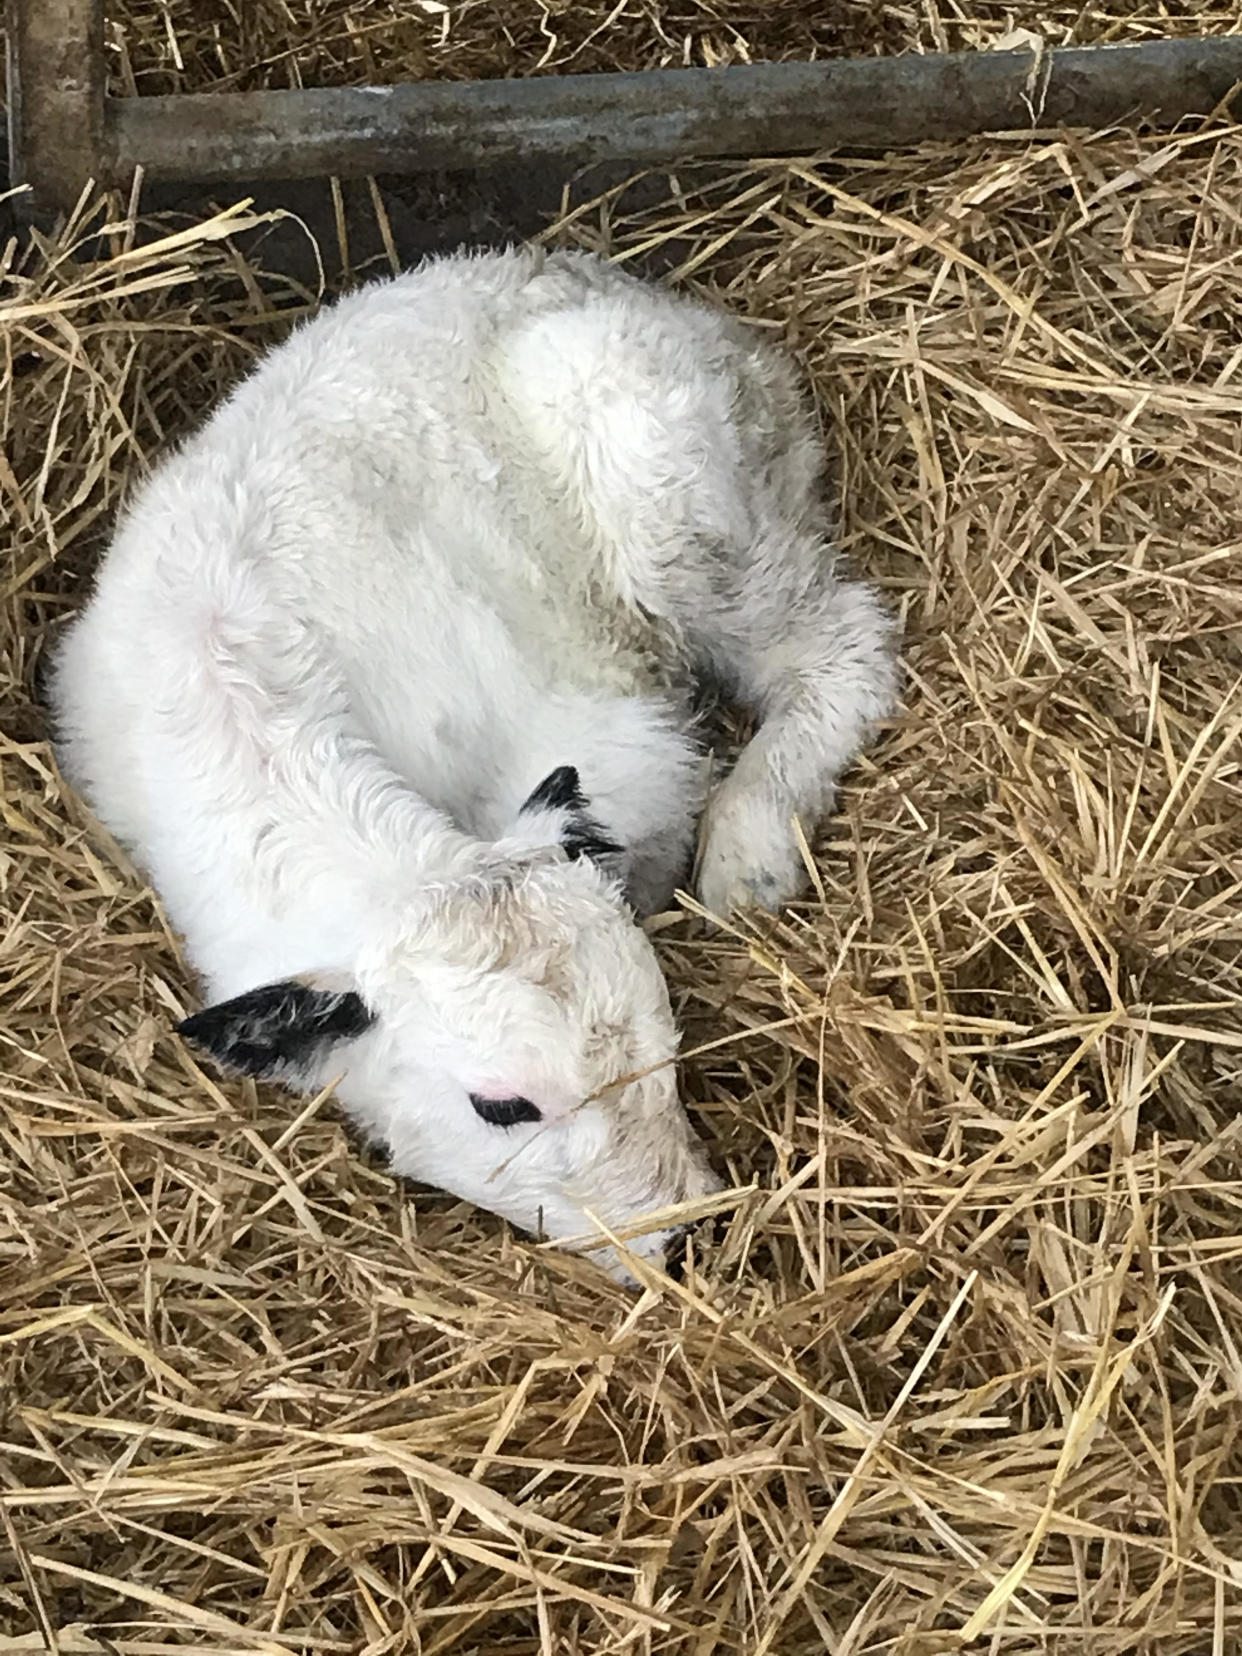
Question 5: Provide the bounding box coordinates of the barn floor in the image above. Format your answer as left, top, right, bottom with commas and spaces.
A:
3, 10, 1242, 1656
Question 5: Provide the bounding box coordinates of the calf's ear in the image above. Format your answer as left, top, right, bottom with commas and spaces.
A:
517, 764, 623, 870
178, 975, 376, 1083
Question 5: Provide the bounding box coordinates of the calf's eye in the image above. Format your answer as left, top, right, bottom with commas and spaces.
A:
470, 1093, 542, 1128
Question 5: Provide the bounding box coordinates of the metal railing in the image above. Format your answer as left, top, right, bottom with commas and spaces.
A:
9, 2, 1242, 214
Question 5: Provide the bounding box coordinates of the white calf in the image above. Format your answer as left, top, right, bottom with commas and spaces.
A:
51, 247, 897, 1278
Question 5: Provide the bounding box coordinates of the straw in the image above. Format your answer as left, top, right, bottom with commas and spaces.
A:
105, 1, 1242, 92
4, 19, 1242, 1653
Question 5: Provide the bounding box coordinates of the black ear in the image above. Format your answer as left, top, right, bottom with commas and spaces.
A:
519, 765, 623, 869
521, 764, 586, 814
177, 979, 376, 1083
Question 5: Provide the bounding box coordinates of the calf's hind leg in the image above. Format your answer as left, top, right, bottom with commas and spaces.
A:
498, 280, 898, 912
692, 561, 898, 916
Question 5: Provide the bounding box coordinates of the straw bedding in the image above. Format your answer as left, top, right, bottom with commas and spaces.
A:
6, 13, 1242, 1656
107, 1, 1242, 91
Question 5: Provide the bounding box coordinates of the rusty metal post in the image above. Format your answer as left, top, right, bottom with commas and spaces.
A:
7, 0, 106, 217
7, 25, 1242, 213
103, 37, 1242, 187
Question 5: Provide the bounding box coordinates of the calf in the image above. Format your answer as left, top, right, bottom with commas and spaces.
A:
51, 248, 897, 1279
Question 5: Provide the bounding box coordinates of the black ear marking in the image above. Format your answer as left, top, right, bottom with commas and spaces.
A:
520, 764, 585, 815
178, 981, 376, 1083
519, 765, 623, 870
560, 815, 623, 865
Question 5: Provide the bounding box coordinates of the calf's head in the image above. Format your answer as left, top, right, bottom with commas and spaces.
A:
179, 769, 720, 1282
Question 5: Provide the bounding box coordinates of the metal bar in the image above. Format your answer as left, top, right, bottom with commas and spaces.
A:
102, 37, 1242, 188
7, 0, 105, 210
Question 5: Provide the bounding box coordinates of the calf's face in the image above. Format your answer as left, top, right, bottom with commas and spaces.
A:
179, 848, 720, 1282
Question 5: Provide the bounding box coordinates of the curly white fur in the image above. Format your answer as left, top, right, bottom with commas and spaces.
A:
50, 247, 897, 1279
